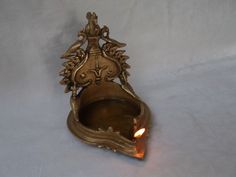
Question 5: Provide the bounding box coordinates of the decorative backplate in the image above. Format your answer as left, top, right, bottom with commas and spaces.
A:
60, 12, 132, 95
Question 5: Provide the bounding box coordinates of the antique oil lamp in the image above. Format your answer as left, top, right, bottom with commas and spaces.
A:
59, 12, 151, 159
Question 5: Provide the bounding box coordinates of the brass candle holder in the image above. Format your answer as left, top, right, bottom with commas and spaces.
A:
59, 12, 151, 159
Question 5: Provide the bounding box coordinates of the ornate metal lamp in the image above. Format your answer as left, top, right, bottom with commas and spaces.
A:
59, 12, 151, 159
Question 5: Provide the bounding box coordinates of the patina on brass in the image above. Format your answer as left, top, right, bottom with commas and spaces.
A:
59, 12, 151, 159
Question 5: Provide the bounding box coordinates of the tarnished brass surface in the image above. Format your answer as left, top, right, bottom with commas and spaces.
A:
59, 12, 151, 159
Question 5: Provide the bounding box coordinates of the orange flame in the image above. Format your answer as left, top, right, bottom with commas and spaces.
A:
134, 128, 145, 138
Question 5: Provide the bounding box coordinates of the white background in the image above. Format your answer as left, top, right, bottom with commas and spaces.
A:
0, 0, 236, 177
